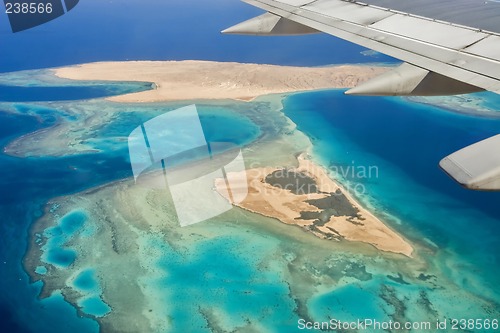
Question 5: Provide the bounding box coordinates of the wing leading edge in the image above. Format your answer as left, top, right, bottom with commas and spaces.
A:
223, 0, 500, 190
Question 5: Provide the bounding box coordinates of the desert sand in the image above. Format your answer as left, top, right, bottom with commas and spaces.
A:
54, 60, 388, 102
215, 154, 413, 257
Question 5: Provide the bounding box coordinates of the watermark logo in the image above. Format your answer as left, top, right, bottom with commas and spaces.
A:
329, 161, 379, 196
4, 0, 79, 33
128, 104, 248, 227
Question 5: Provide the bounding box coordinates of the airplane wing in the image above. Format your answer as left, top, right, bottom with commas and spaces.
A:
223, 0, 500, 191
440, 135, 500, 191
223, 0, 500, 96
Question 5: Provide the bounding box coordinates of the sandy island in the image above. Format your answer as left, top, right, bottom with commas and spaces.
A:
54, 60, 388, 102
215, 154, 413, 257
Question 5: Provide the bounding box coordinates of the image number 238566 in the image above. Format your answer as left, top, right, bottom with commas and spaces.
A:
3, 0, 79, 32
5, 2, 53, 14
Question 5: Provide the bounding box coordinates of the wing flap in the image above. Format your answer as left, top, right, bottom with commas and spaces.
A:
369, 15, 488, 50
303, 1, 394, 26
463, 35, 500, 62
275, 0, 313, 5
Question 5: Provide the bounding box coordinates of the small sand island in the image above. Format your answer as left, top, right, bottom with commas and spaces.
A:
216, 154, 413, 257
54, 60, 388, 102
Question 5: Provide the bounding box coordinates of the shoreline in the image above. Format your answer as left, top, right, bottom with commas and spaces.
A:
405, 94, 500, 118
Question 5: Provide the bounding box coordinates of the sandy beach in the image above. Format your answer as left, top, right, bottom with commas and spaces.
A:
54, 60, 388, 102
215, 154, 413, 257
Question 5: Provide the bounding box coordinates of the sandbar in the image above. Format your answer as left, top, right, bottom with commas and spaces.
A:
54, 60, 388, 102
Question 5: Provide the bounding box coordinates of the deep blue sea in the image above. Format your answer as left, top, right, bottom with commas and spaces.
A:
1, 0, 499, 332
0, 0, 396, 73
0, 111, 103, 333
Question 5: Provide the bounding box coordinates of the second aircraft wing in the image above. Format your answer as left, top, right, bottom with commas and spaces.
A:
223, 0, 500, 96
223, 0, 500, 190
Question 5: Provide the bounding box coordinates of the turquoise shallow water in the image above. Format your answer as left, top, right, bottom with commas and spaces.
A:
59, 211, 87, 236
309, 281, 388, 322
41, 210, 87, 268
71, 268, 111, 318
148, 234, 299, 332
77, 297, 111, 318
283, 90, 500, 305
73, 269, 99, 293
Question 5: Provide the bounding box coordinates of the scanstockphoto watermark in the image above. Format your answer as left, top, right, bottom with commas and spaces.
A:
242, 160, 380, 197
297, 318, 499, 331
328, 161, 379, 196
238, 161, 379, 196
298, 318, 434, 331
